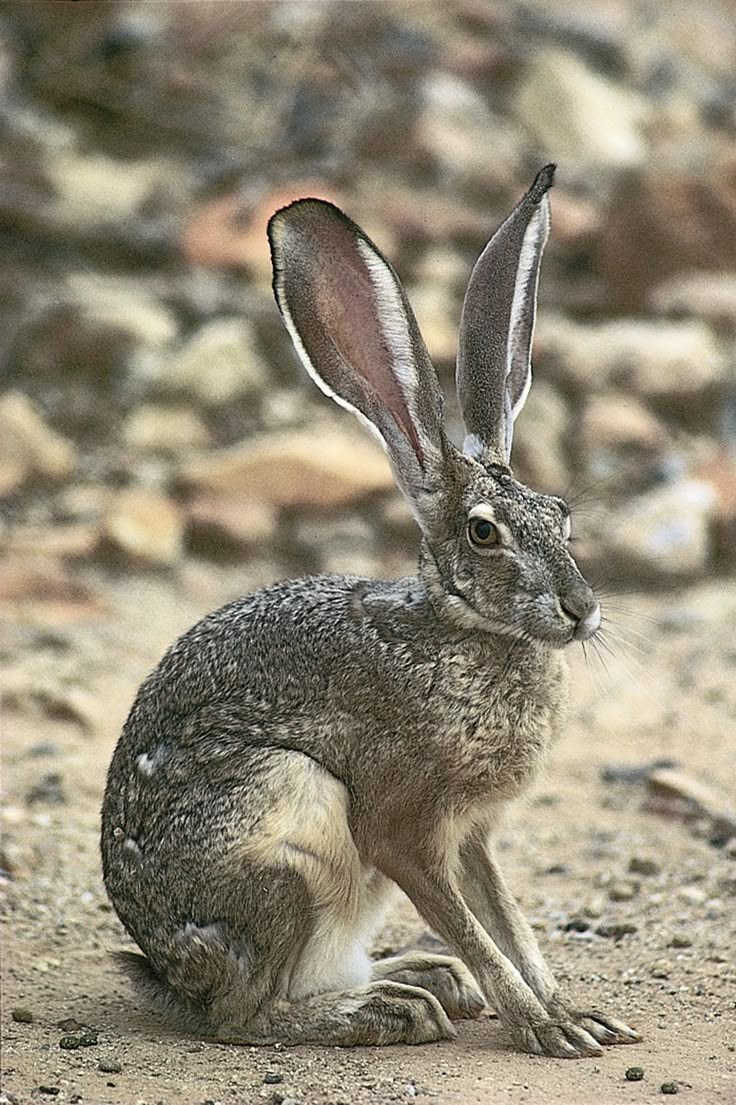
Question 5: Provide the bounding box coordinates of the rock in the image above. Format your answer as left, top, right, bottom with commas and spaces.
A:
407, 282, 459, 364
0, 523, 98, 560
601, 758, 679, 785
598, 159, 736, 310
38, 686, 103, 734
181, 182, 343, 278
292, 514, 378, 578
650, 958, 673, 979
156, 319, 269, 405
512, 380, 570, 495
694, 450, 736, 567
0, 560, 106, 624
47, 148, 171, 228
65, 274, 178, 354
123, 404, 212, 455
417, 72, 522, 187
11, 1007, 34, 1023
605, 480, 716, 579
181, 428, 394, 508
661, 1082, 679, 1095
0, 391, 78, 497
652, 272, 736, 324
25, 772, 66, 806
644, 768, 736, 837
186, 496, 277, 560
100, 487, 184, 567
514, 48, 649, 170
677, 885, 707, 906
98, 1060, 122, 1074
628, 856, 661, 877
582, 395, 667, 453
536, 316, 725, 404
596, 922, 638, 940
608, 878, 640, 902
625, 1067, 645, 1081
668, 933, 693, 948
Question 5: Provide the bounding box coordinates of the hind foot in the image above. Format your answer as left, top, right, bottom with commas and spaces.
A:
239, 979, 455, 1047
372, 952, 486, 1020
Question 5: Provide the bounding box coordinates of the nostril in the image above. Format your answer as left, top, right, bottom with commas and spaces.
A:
559, 597, 581, 623
559, 597, 601, 638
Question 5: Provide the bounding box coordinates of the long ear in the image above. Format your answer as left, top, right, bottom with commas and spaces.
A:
268, 199, 450, 527
456, 164, 554, 466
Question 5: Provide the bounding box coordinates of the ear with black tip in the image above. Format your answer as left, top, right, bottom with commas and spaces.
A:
268, 198, 451, 528
456, 164, 554, 465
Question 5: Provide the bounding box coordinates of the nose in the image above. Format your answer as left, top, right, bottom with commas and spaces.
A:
559, 595, 601, 640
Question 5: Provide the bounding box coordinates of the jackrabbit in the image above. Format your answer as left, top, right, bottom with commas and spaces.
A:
101, 166, 640, 1057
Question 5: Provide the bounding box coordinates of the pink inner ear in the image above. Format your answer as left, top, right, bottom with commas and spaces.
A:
310, 218, 424, 463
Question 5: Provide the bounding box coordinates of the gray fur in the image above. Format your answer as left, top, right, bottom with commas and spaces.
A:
101, 174, 639, 1056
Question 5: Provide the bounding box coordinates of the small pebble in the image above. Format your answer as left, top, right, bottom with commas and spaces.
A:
628, 856, 661, 877
264, 1072, 284, 1084
661, 1083, 679, 1095
99, 1059, 122, 1073
625, 1067, 645, 1081
563, 917, 590, 932
668, 933, 693, 948
59, 1031, 98, 1049
608, 878, 640, 902
11, 1007, 34, 1023
595, 922, 638, 940
650, 959, 673, 979
38, 1090, 60, 1098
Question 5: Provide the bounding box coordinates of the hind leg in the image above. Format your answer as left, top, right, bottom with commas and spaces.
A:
234, 980, 454, 1046
371, 953, 485, 1020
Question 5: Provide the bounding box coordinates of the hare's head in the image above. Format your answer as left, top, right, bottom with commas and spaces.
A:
268, 167, 599, 648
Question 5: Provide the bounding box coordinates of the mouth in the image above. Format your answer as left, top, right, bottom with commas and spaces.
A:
571, 603, 602, 642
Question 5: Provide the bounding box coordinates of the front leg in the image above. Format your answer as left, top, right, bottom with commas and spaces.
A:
458, 832, 640, 1047
381, 845, 604, 1058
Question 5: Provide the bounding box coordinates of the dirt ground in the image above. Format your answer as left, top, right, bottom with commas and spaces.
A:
1, 564, 735, 1105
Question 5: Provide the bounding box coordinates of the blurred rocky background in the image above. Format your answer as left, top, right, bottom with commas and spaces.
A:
1, 0, 736, 614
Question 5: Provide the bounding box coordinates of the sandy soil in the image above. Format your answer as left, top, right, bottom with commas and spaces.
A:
2, 564, 735, 1105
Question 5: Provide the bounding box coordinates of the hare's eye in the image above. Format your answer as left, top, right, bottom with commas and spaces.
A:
468, 517, 500, 548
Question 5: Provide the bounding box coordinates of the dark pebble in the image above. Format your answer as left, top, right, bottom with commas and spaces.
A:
661, 1084, 679, 1095
625, 1066, 645, 1081
628, 856, 660, 877
601, 759, 677, 784
264, 1072, 285, 1084
39, 1089, 61, 1097
596, 922, 638, 940
11, 1006, 34, 1023
60, 1031, 98, 1049
25, 772, 66, 806
564, 917, 590, 932
99, 1059, 122, 1073
57, 1018, 85, 1032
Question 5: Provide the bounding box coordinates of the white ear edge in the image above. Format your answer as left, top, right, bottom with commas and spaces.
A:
357, 240, 444, 467
356, 241, 418, 397
506, 194, 550, 424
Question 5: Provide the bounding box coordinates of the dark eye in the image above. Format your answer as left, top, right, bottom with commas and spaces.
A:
468, 517, 500, 548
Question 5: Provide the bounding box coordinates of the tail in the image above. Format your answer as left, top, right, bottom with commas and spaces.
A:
113, 950, 211, 1036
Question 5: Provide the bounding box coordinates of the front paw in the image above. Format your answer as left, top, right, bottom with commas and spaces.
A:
546, 998, 641, 1047
515, 1017, 604, 1059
